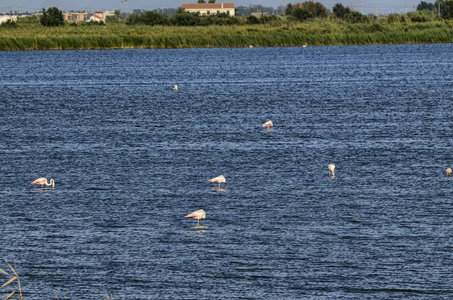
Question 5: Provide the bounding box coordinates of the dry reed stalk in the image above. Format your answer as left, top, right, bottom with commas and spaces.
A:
0, 260, 23, 300
104, 292, 113, 300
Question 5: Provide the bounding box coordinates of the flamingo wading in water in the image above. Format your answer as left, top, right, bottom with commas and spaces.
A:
185, 209, 206, 227
263, 120, 273, 130
31, 178, 55, 189
447, 168, 452, 177
208, 175, 226, 188
328, 164, 336, 178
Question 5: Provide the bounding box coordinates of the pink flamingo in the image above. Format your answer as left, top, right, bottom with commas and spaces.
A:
447, 168, 452, 177
263, 120, 273, 130
184, 209, 206, 227
328, 164, 336, 178
208, 175, 226, 188
31, 177, 55, 189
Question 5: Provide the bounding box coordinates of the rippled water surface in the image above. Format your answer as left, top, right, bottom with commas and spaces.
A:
1, 44, 453, 299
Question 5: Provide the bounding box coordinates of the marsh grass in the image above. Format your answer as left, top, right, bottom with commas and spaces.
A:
0, 19, 452, 50
0, 259, 23, 300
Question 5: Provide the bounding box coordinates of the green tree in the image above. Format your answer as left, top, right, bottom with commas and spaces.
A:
114, 9, 122, 20
287, 1, 327, 18
171, 12, 200, 26
292, 7, 313, 21
332, 3, 351, 18
436, 0, 453, 18
417, 1, 435, 11
40, 7, 64, 26
140, 11, 170, 25
198, 0, 206, 3
125, 14, 140, 25
344, 11, 363, 23
208, 0, 216, 3
285, 4, 293, 15
305, 1, 327, 17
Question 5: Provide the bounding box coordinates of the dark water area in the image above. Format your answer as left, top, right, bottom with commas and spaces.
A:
1, 44, 453, 299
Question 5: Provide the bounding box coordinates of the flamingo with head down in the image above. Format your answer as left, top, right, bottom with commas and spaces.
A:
263, 120, 273, 130
185, 209, 206, 227
31, 177, 55, 189
328, 164, 336, 178
208, 175, 226, 189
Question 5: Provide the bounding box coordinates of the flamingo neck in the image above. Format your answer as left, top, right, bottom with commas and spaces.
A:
47, 179, 55, 188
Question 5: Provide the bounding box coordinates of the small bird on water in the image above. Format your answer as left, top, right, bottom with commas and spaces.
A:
447, 168, 452, 177
31, 177, 55, 189
184, 209, 206, 227
173, 85, 178, 91
328, 164, 336, 178
208, 175, 226, 189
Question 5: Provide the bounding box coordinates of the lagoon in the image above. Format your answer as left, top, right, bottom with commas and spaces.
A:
1, 44, 453, 299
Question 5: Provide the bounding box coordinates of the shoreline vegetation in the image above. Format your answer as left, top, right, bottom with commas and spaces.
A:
1, 20, 452, 51
1, 2, 453, 51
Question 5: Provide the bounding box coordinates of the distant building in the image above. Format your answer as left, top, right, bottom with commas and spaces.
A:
89, 13, 105, 22
181, 3, 235, 17
64, 11, 113, 22
64, 12, 86, 22
251, 12, 269, 18
0, 15, 18, 24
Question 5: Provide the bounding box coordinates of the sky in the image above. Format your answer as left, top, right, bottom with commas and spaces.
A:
0, 0, 426, 15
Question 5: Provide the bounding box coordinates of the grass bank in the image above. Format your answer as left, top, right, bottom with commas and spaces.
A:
1, 20, 453, 50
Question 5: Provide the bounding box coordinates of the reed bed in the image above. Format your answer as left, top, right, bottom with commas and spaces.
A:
0, 21, 452, 50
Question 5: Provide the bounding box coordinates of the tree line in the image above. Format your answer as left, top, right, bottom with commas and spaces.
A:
3, 1, 453, 28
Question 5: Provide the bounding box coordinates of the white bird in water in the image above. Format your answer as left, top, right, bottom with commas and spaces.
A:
328, 164, 336, 178
185, 209, 206, 227
263, 120, 273, 130
31, 177, 55, 189
447, 168, 452, 177
208, 175, 226, 189
173, 85, 178, 91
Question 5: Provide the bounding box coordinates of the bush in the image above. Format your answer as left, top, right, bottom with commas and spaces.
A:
83, 20, 105, 26
125, 14, 141, 25
171, 12, 200, 26
387, 13, 402, 24
40, 7, 64, 27
199, 14, 240, 26
141, 11, 170, 25
286, 1, 327, 18
407, 10, 437, 22
344, 11, 364, 23
126, 11, 169, 26
246, 15, 260, 24
292, 7, 313, 21
105, 16, 120, 23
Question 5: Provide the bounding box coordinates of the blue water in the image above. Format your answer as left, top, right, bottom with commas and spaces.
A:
1, 44, 453, 299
